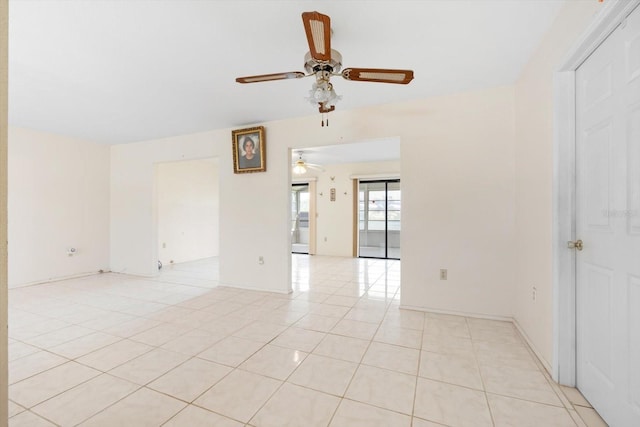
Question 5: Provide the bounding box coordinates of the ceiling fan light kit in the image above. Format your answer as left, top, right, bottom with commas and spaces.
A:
235, 11, 414, 126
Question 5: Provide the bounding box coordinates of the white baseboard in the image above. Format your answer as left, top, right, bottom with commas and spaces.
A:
9, 270, 107, 289
513, 317, 553, 375
399, 304, 512, 322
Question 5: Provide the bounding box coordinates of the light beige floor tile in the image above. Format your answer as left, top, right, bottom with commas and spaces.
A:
160, 328, 225, 356
8, 350, 68, 384
324, 295, 361, 308
345, 364, 416, 415
238, 344, 306, 380
129, 322, 192, 346
414, 378, 492, 427
488, 393, 577, 427
77, 339, 153, 371
574, 405, 608, 427
313, 334, 370, 363
24, 325, 95, 348
148, 358, 231, 402
194, 369, 281, 423
288, 353, 358, 396
331, 319, 379, 340
362, 341, 420, 375
294, 313, 341, 332
8, 411, 56, 427
423, 318, 471, 338
381, 310, 425, 331
31, 374, 139, 426
569, 409, 589, 427
419, 350, 483, 390
109, 347, 190, 385
271, 327, 326, 352
48, 331, 121, 359
10, 361, 101, 408
163, 405, 243, 427
421, 334, 475, 357
250, 383, 340, 427
232, 321, 288, 343
197, 335, 264, 367
411, 418, 448, 427
8, 342, 40, 362
310, 303, 351, 318
80, 387, 186, 426
480, 364, 562, 406
8, 400, 26, 417
101, 317, 164, 338
373, 325, 422, 349
560, 385, 592, 408
330, 399, 411, 427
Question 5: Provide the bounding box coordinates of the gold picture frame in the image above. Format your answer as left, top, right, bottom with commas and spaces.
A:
232, 126, 266, 174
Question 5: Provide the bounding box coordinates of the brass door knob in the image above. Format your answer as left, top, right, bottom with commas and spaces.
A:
567, 240, 583, 251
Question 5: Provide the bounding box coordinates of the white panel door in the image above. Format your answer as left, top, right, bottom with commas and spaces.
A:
576, 5, 640, 427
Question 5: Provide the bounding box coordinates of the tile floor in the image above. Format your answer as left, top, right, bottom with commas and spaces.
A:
7, 255, 607, 426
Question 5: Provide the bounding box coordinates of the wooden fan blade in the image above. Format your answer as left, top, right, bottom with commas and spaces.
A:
236, 72, 305, 84
302, 11, 331, 62
342, 68, 414, 84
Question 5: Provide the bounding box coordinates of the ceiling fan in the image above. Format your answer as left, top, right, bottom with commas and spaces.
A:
292, 151, 324, 175
236, 11, 414, 126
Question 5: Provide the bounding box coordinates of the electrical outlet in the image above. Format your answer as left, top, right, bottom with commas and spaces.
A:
258, 256, 264, 265
440, 269, 447, 280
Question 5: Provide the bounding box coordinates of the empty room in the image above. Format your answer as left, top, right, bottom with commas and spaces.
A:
0, 0, 638, 426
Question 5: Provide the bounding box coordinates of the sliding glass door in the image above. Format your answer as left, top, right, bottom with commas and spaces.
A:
358, 180, 400, 259
291, 184, 310, 254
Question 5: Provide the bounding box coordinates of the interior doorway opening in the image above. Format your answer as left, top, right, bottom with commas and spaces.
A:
155, 157, 220, 282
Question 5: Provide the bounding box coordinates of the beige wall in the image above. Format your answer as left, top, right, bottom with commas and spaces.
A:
513, 0, 601, 369
8, 127, 111, 287
1, 0, 8, 421
157, 158, 219, 264
111, 85, 518, 316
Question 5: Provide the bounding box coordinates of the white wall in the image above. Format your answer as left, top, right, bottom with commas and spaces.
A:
8, 127, 110, 287
111, 85, 517, 315
157, 158, 219, 264
300, 160, 400, 257
513, 1, 600, 369
1, 0, 9, 417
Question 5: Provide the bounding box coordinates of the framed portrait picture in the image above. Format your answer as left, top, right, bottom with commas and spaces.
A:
232, 126, 266, 174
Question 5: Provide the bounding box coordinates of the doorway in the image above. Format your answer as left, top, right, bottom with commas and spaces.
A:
291, 183, 310, 254
155, 158, 220, 282
358, 180, 401, 259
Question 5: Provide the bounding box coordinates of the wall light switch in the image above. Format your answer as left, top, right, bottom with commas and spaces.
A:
440, 269, 447, 280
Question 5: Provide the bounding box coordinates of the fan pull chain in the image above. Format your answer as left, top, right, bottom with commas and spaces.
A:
320, 112, 330, 127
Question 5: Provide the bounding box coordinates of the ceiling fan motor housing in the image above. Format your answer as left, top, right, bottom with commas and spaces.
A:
304, 49, 342, 76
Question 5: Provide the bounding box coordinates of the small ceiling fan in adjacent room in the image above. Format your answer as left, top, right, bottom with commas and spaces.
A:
292, 151, 324, 175
236, 11, 414, 126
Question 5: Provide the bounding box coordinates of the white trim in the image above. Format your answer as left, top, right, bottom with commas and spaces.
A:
292, 177, 317, 183
218, 282, 292, 295
399, 304, 512, 322
9, 271, 106, 288
514, 318, 553, 375
552, 0, 640, 386
350, 173, 400, 180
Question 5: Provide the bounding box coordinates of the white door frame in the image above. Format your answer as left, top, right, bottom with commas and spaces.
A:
553, 0, 640, 386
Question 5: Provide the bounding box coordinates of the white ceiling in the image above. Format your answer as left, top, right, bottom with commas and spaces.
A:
8, 0, 565, 144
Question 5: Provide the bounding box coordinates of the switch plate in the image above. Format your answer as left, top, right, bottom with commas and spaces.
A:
440, 269, 447, 280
